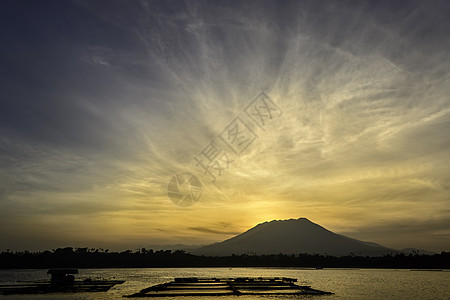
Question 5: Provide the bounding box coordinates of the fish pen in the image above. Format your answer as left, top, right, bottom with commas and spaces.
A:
124, 277, 333, 297
0, 279, 125, 295
0, 269, 125, 295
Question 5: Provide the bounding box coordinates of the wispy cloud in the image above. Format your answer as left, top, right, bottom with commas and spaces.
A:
0, 0, 449, 252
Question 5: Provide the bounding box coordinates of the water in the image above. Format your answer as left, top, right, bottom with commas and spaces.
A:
0, 268, 449, 300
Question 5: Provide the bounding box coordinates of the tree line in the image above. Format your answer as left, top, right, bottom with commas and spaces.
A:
1, 247, 449, 269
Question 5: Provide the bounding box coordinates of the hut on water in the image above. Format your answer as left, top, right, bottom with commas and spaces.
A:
47, 268, 78, 285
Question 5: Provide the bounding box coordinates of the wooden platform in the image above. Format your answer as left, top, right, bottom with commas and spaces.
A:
124, 277, 333, 297
0, 279, 125, 295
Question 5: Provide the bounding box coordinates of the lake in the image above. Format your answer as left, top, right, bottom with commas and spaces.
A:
0, 268, 449, 299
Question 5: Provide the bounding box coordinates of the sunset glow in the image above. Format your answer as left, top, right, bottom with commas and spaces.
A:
1, 0, 449, 253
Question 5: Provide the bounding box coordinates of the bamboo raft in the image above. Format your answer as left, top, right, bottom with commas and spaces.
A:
124, 277, 333, 297
0, 269, 124, 295
0, 279, 125, 295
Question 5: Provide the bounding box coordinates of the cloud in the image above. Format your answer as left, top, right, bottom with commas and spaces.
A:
0, 0, 449, 251
188, 227, 241, 236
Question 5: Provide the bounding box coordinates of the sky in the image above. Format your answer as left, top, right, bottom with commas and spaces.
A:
1, 0, 449, 253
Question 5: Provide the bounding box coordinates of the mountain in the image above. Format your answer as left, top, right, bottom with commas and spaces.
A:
191, 218, 398, 257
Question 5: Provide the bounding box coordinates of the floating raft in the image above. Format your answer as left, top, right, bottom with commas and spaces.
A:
0, 268, 125, 295
124, 277, 333, 297
0, 279, 125, 295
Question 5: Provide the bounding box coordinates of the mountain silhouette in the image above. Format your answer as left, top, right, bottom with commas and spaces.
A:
192, 218, 398, 257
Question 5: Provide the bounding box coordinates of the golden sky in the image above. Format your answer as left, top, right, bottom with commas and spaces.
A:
1, 0, 449, 252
